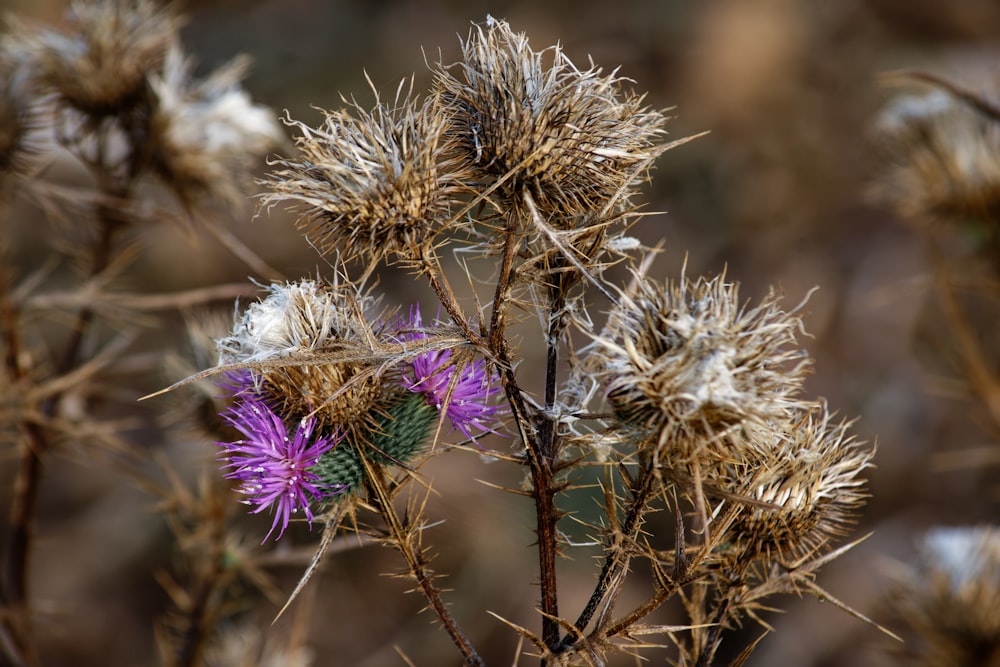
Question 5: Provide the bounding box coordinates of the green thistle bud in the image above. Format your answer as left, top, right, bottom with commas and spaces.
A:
311, 391, 438, 495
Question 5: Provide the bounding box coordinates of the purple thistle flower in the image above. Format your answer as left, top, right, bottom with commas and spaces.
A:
395, 306, 502, 439
217, 394, 342, 542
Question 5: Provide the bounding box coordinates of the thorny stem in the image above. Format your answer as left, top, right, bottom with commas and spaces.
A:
488, 206, 522, 352
1, 165, 126, 665
175, 501, 228, 667
363, 452, 486, 667
0, 267, 42, 667
419, 237, 565, 657
694, 564, 753, 667
536, 277, 571, 656
694, 595, 734, 667
540, 276, 567, 453
558, 466, 658, 651
487, 204, 564, 655
419, 247, 486, 346
495, 337, 563, 657
602, 564, 687, 641
601, 502, 742, 643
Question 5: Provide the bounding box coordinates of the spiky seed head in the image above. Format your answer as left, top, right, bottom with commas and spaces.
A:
148, 43, 282, 208
595, 274, 811, 459
874, 84, 1000, 223
886, 526, 1000, 667
31, 0, 180, 116
434, 16, 668, 223
217, 280, 384, 426
261, 86, 469, 265
723, 408, 872, 562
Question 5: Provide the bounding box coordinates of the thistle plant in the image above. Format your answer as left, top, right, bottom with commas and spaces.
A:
0, 1, 281, 664
872, 68, 1000, 666
1, 3, 885, 666
141, 14, 882, 666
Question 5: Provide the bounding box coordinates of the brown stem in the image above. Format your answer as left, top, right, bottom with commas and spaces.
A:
488, 204, 564, 654
0, 267, 41, 667
600, 502, 738, 643
540, 272, 569, 456
1, 190, 124, 666
602, 570, 686, 641
693, 595, 733, 667
535, 273, 572, 656
175, 511, 228, 667
488, 207, 522, 352
363, 457, 485, 666
418, 244, 561, 653
558, 467, 657, 650
419, 248, 487, 347
534, 448, 561, 653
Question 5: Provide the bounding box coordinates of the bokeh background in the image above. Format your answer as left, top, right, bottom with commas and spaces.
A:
3, 0, 1000, 665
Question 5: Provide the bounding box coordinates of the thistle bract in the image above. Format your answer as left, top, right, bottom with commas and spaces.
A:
311, 391, 439, 494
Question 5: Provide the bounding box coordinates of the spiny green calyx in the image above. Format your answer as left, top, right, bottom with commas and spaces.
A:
311, 391, 438, 495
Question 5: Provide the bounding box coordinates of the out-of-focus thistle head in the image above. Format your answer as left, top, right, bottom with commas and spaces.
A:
149, 43, 282, 207
261, 84, 470, 267
722, 408, 872, 562
874, 76, 1000, 224
886, 526, 1000, 667
595, 273, 811, 458
0, 43, 48, 183
217, 279, 384, 427
29, 0, 180, 117
434, 16, 668, 224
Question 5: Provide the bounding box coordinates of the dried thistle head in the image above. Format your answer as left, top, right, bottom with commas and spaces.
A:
595, 273, 811, 459
434, 16, 668, 223
217, 279, 385, 426
722, 408, 872, 563
886, 526, 1000, 667
29, 0, 180, 117
0, 42, 48, 183
874, 78, 1000, 224
261, 84, 469, 266
148, 43, 282, 208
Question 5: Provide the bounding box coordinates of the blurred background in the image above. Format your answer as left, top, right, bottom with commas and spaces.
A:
3, 0, 1000, 665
